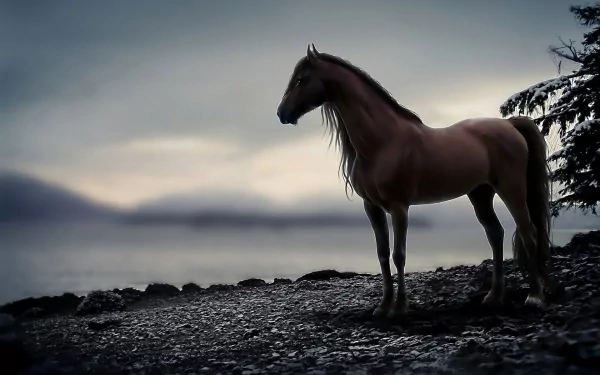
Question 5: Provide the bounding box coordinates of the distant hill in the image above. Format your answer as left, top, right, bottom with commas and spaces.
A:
0, 171, 118, 222
127, 190, 433, 228
122, 210, 432, 229
1, 170, 596, 229
130, 189, 600, 230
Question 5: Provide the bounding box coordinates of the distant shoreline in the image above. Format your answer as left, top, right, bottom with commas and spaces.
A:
0, 269, 371, 318
0, 228, 591, 307
119, 211, 432, 229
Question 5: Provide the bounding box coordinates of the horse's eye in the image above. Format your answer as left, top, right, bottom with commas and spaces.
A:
296, 77, 304, 85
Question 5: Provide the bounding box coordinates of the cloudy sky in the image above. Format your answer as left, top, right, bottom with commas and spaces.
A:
1, 0, 582, 209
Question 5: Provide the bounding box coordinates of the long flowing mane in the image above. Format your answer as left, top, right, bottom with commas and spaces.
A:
287, 53, 423, 197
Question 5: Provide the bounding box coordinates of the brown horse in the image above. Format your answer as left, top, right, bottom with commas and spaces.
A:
277, 44, 552, 320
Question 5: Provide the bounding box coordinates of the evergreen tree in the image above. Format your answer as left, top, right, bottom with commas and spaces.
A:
500, 4, 600, 216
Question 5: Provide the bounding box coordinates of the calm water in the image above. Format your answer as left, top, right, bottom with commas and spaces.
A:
0, 222, 584, 304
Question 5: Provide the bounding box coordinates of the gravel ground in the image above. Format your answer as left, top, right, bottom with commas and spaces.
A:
3, 231, 600, 375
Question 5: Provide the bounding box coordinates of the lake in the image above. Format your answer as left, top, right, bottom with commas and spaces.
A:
0, 222, 585, 304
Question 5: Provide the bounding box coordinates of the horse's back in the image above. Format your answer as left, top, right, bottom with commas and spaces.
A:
448, 117, 529, 182
435, 117, 526, 154
456, 117, 527, 155
447, 117, 522, 137
408, 117, 528, 200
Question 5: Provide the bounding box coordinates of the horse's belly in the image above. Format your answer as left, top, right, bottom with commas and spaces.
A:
411, 161, 488, 204
411, 188, 472, 205
353, 142, 489, 208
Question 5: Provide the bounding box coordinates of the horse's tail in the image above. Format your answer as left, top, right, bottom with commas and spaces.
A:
508, 116, 552, 280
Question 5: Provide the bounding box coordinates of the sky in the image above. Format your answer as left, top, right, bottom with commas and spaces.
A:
1, 0, 584, 210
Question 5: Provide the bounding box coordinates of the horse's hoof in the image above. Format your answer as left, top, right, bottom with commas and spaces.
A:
386, 305, 408, 321
524, 294, 545, 309
482, 293, 504, 308
372, 306, 389, 319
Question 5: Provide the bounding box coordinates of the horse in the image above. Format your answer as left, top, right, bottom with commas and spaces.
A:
276, 44, 553, 320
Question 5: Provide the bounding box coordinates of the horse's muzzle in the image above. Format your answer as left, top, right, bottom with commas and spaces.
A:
277, 110, 297, 126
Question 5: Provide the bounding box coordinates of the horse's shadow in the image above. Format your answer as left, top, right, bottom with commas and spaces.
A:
308, 286, 558, 337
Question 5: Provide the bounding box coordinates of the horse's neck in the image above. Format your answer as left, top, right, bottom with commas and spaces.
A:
331, 83, 418, 159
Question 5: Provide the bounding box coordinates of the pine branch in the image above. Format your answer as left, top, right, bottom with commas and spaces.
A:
549, 38, 583, 64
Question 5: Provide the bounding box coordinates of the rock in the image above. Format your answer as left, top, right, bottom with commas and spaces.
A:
16, 358, 75, 375
0, 313, 15, 333
237, 278, 266, 287
470, 262, 493, 290
0, 332, 31, 374
294, 280, 316, 290
75, 291, 126, 316
114, 287, 145, 304
144, 283, 180, 296
115, 287, 144, 297
88, 317, 122, 331
546, 329, 600, 366
568, 230, 600, 250
22, 307, 46, 318
243, 328, 260, 338
296, 270, 360, 282
272, 278, 292, 284
435, 266, 444, 272
0, 313, 31, 374
0, 292, 82, 317
182, 283, 203, 293
207, 284, 235, 292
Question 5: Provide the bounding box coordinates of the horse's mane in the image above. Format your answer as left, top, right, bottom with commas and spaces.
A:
287, 53, 423, 197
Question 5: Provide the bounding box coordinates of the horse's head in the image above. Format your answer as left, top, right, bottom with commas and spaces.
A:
277, 44, 328, 125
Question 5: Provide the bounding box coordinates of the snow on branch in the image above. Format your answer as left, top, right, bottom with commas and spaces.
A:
550, 144, 572, 160
550, 119, 599, 163
500, 75, 572, 116
565, 118, 600, 141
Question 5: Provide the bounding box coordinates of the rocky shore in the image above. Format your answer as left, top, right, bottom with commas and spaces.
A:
1, 231, 599, 375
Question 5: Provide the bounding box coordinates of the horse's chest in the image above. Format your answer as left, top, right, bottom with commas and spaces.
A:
352, 161, 397, 209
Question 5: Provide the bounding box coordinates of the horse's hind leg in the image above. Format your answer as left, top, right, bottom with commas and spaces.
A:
468, 184, 505, 306
363, 200, 393, 317
496, 184, 545, 308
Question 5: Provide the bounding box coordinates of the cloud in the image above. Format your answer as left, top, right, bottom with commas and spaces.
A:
124, 137, 241, 156
0, 0, 583, 206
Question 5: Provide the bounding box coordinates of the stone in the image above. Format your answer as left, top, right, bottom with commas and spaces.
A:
237, 278, 267, 287
88, 317, 122, 331
182, 283, 203, 293
296, 270, 360, 282
75, 291, 126, 316
207, 284, 235, 292
0, 313, 15, 333
144, 283, 180, 296
0, 292, 81, 317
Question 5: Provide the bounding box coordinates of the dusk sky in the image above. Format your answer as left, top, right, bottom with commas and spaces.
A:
1, 0, 582, 209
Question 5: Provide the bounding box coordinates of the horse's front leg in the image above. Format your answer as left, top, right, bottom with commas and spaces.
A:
389, 203, 409, 319
363, 200, 393, 317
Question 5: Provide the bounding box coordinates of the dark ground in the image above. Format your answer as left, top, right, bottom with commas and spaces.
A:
1, 231, 600, 375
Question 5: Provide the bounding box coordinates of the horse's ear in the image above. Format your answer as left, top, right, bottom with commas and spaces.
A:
307, 43, 319, 63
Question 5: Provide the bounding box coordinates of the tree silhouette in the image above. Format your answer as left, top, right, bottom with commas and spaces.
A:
500, 4, 600, 216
